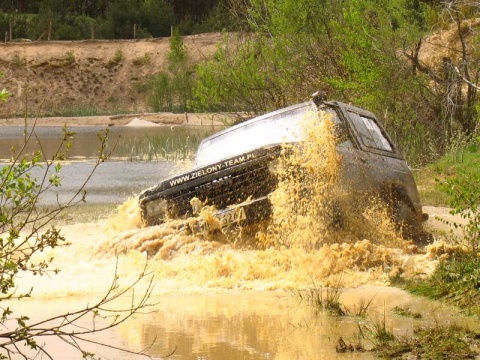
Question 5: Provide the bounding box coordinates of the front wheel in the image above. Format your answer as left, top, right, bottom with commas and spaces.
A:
392, 200, 432, 245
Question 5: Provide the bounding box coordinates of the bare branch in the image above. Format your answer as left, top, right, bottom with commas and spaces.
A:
0, 261, 158, 358
0, 93, 158, 358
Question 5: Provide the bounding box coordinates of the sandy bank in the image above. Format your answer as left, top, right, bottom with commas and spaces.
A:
0, 112, 242, 127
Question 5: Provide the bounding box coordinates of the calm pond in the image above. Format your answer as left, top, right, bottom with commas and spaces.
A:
0, 124, 219, 205
1, 124, 478, 359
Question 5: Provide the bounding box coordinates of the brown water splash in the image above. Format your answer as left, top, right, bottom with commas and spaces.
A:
257, 108, 342, 249
257, 106, 406, 251
94, 106, 443, 290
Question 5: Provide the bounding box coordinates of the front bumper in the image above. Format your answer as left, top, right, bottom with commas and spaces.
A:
214, 196, 271, 228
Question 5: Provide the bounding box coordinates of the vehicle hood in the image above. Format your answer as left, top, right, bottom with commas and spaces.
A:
139, 145, 282, 203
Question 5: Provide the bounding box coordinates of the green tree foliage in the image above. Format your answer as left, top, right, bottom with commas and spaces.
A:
420, 1, 479, 136
167, 0, 218, 22
68, 0, 110, 17
324, 0, 441, 161
142, 0, 175, 36
194, 33, 293, 113
0, 72, 8, 102
0, 0, 38, 13
101, 0, 174, 39
193, 0, 350, 112
0, 89, 7, 102
35, 0, 96, 40
101, 0, 144, 39
192, 0, 479, 164
0, 11, 33, 40
0, 1, 97, 40
0, 0, 230, 38
191, 1, 246, 33
148, 29, 194, 112
439, 169, 480, 256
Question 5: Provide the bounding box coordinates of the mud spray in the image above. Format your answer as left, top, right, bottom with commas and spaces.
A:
59, 105, 448, 293
9, 107, 474, 360
16, 105, 456, 300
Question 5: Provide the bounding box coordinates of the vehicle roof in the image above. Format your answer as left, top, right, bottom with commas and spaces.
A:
198, 99, 380, 146
198, 101, 315, 147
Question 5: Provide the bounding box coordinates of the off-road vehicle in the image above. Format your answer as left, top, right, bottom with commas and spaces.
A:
139, 94, 429, 241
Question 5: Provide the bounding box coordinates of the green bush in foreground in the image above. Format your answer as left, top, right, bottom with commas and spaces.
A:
402, 253, 480, 316
0, 72, 8, 102
0, 85, 156, 357
398, 160, 480, 316
438, 169, 480, 257
366, 324, 479, 359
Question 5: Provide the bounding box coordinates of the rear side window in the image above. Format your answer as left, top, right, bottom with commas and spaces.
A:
347, 111, 393, 152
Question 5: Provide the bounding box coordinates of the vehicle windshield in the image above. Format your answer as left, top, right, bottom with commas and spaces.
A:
195, 103, 319, 168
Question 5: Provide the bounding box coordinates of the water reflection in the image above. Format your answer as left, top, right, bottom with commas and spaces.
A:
134, 292, 346, 360
0, 125, 221, 160
18, 289, 476, 359
19, 160, 181, 205
126, 290, 478, 360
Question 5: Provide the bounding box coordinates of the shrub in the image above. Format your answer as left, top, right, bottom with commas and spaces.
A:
12, 54, 27, 67
64, 50, 75, 65
438, 170, 480, 256
106, 49, 123, 69
133, 52, 151, 66
0, 84, 155, 357
147, 29, 194, 112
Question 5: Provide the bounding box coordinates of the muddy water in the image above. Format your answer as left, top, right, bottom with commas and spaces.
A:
13, 217, 479, 360
2, 120, 478, 358
12, 288, 468, 360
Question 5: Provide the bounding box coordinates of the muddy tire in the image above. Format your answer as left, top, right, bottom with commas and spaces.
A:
392, 200, 432, 245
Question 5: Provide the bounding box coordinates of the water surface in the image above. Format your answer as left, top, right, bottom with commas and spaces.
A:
0, 124, 220, 160
1, 123, 478, 360
13, 287, 479, 360
0, 124, 219, 205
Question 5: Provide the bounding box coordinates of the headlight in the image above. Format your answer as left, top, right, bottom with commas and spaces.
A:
143, 198, 167, 225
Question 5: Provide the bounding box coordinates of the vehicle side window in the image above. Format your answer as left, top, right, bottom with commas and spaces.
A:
347, 111, 393, 152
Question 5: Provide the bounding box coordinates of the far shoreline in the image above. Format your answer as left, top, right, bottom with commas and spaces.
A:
0, 112, 242, 127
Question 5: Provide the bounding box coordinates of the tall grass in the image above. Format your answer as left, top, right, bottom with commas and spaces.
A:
414, 139, 480, 206
288, 278, 346, 316
115, 128, 218, 161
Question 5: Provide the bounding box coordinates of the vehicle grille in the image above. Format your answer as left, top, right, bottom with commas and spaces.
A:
165, 159, 277, 218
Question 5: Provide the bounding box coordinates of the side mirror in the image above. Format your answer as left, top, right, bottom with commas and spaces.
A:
311, 91, 327, 106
